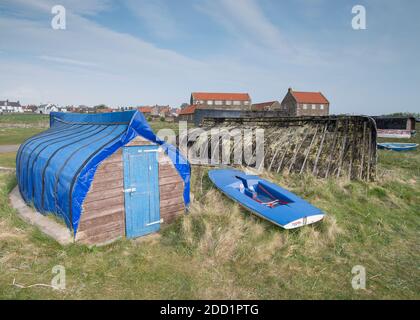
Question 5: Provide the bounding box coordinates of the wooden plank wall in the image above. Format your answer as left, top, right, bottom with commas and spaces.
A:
76, 136, 185, 245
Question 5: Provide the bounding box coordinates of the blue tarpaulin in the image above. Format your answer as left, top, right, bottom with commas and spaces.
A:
16, 111, 190, 235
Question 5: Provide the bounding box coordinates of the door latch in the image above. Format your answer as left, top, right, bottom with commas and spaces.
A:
123, 187, 136, 193
146, 219, 163, 226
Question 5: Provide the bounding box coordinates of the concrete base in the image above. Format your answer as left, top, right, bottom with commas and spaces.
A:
9, 186, 74, 245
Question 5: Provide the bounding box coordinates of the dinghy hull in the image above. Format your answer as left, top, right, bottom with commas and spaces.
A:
208, 169, 325, 229
377, 143, 418, 152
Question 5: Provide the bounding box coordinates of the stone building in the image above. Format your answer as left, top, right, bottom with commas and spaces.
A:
251, 100, 282, 111
190, 92, 252, 111
178, 105, 196, 122
281, 88, 330, 116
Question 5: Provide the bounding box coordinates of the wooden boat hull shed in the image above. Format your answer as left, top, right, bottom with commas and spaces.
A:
16, 111, 190, 245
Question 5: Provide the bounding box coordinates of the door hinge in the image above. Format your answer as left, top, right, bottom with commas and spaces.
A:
146, 219, 163, 226
123, 187, 136, 193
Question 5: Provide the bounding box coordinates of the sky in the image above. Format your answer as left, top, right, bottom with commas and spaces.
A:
0, 0, 419, 115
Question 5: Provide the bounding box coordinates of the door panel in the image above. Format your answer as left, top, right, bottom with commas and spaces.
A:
123, 145, 160, 238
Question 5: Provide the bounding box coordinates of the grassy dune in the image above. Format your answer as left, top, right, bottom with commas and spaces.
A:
0, 124, 418, 299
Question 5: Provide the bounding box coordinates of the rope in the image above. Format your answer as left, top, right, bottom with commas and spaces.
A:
258, 183, 289, 205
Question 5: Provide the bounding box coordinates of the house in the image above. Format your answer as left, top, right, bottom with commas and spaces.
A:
178, 105, 197, 122
169, 107, 180, 117
138, 106, 153, 117
157, 106, 171, 118
23, 105, 38, 113
95, 107, 113, 114
78, 105, 95, 113
281, 88, 330, 116
118, 106, 137, 112
65, 105, 78, 113
36, 103, 61, 114
190, 92, 252, 111
150, 105, 171, 118
0, 100, 23, 113
252, 101, 282, 111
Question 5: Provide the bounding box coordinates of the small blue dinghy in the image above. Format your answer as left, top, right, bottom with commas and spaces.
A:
208, 169, 325, 229
377, 143, 418, 152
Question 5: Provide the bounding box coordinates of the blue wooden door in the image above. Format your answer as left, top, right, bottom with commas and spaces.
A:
123, 145, 160, 238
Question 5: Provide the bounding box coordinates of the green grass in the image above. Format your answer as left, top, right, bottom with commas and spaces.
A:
0, 124, 418, 299
0, 152, 16, 168
0, 120, 183, 146
0, 113, 49, 124
0, 127, 46, 145
149, 120, 186, 136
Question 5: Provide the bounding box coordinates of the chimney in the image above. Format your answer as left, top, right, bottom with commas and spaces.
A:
288, 88, 292, 93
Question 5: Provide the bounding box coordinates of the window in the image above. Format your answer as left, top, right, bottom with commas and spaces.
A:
244, 101, 250, 105
198, 100, 204, 105
320, 104, 324, 110
226, 100, 232, 105
207, 100, 213, 105
303, 104, 307, 110
233, 101, 241, 106
215, 100, 223, 105
312, 104, 316, 110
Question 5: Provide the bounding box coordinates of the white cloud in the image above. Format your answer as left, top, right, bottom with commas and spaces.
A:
123, 0, 180, 40
39, 55, 97, 67
194, 0, 335, 66
0, 0, 418, 115
0, 2, 274, 107
196, 0, 293, 55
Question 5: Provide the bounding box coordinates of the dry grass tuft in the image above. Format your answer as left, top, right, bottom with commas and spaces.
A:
324, 215, 344, 242
252, 232, 285, 263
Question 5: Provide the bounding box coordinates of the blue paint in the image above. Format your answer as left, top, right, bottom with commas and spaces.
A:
209, 169, 325, 229
123, 145, 160, 238
377, 143, 418, 152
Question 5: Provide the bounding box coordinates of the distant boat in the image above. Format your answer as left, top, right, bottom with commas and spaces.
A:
377, 143, 418, 152
377, 129, 414, 139
208, 169, 325, 229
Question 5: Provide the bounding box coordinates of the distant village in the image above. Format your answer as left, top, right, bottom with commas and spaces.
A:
0, 88, 331, 125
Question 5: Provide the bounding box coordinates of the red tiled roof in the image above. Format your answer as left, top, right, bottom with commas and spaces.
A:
97, 108, 113, 113
159, 107, 170, 113
138, 107, 152, 113
252, 101, 278, 111
192, 92, 250, 101
178, 105, 197, 115
291, 91, 329, 104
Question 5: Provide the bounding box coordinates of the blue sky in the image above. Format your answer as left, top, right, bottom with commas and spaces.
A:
0, 0, 419, 115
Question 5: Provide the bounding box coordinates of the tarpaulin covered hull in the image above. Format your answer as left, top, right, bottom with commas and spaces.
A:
16, 111, 190, 235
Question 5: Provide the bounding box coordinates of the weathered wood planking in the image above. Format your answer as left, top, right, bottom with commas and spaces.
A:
193, 116, 377, 181
76, 135, 186, 245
